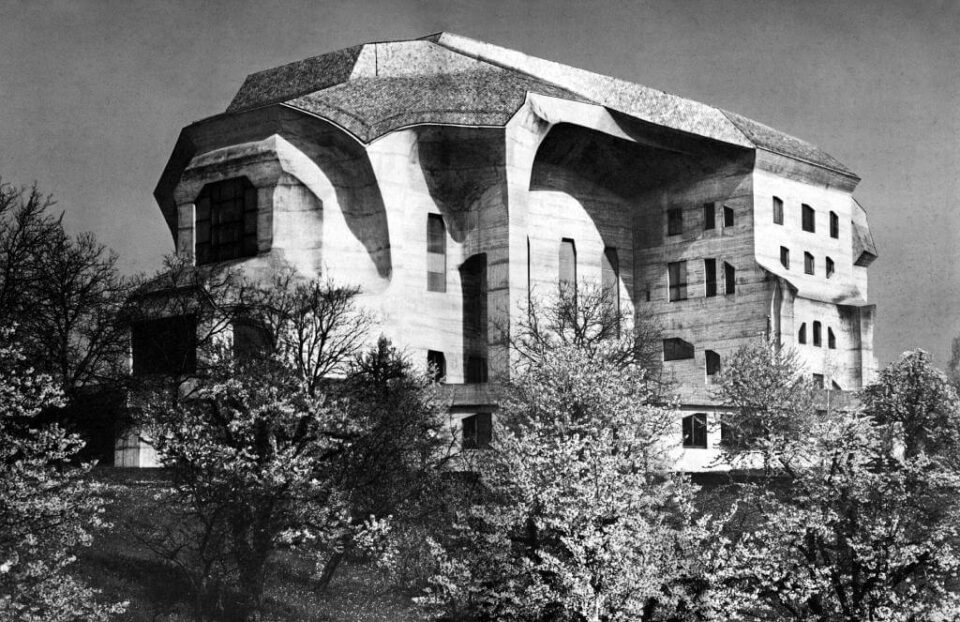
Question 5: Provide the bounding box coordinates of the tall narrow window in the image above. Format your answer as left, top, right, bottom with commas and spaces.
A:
780, 246, 790, 269
724, 262, 736, 294
704, 258, 717, 297
802, 204, 816, 233
830, 211, 839, 238
427, 214, 446, 292
804, 252, 814, 275
682, 413, 708, 449
813, 321, 822, 347
462, 413, 492, 449
826, 256, 835, 278
703, 203, 715, 230
663, 338, 695, 361
195, 177, 258, 265
668, 208, 683, 236
798, 323, 807, 344
461, 254, 488, 384
828, 327, 836, 349
705, 350, 721, 377
668, 261, 687, 302
427, 350, 446, 383
132, 315, 197, 376
773, 196, 784, 224
723, 206, 735, 227
559, 238, 577, 296
602, 247, 620, 331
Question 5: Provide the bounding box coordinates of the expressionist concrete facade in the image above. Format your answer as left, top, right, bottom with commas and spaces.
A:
142, 33, 878, 470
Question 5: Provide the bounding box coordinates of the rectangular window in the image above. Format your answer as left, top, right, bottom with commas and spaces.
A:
780, 246, 790, 269
804, 252, 814, 275
427, 214, 446, 292
427, 350, 446, 383
723, 206, 735, 227
704, 258, 717, 297
828, 327, 836, 350
466, 356, 488, 383
233, 318, 271, 362
559, 238, 577, 296
668, 208, 683, 236
812, 374, 825, 389
724, 262, 736, 294
802, 204, 816, 233
132, 315, 197, 376
703, 203, 715, 230
830, 211, 839, 238
826, 257, 835, 278
798, 323, 807, 344
195, 177, 258, 265
663, 337, 695, 361
773, 197, 784, 225
602, 247, 620, 330
813, 321, 822, 347
682, 413, 708, 449
462, 413, 492, 450
705, 350, 721, 376
668, 261, 687, 302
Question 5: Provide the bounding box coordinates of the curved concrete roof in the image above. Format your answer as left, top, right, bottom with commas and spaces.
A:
225, 33, 857, 179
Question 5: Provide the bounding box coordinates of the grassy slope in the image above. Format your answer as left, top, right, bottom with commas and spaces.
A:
73, 468, 421, 622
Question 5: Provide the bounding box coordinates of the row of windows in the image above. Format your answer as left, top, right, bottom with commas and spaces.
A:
779, 247, 835, 278
663, 338, 721, 376
668, 203, 735, 236
668, 259, 735, 302
773, 197, 839, 239
798, 322, 837, 349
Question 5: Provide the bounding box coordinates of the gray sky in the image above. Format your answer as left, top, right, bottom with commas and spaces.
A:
0, 0, 957, 369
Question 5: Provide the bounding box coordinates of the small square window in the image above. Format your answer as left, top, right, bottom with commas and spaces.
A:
682, 413, 708, 448
462, 413, 492, 449
668, 209, 683, 236
723, 206, 735, 227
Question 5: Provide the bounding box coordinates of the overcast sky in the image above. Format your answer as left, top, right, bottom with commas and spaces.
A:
0, 0, 957, 369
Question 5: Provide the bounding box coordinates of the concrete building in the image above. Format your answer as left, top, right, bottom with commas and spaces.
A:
132, 33, 878, 469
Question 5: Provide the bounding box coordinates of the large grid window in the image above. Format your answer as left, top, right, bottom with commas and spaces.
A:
427, 214, 446, 292
682, 413, 708, 448
195, 177, 258, 265
668, 208, 683, 236
704, 258, 717, 297
132, 315, 197, 376
668, 261, 687, 302
773, 197, 784, 225
802, 204, 816, 233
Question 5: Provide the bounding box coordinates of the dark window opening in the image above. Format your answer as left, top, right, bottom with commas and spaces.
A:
813, 321, 822, 347
826, 257, 835, 278
798, 323, 807, 344
773, 197, 784, 225
602, 247, 620, 333
804, 252, 815, 275
663, 337, 695, 361
704, 258, 717, 297
723, 206, 735, 227
466, 356, 488, 383
427, 214, 446, 292
559, 238, 577, 297
703, 203, 715, 230
195, 177, 258, 265
828, 327, 836, 350
233, 318, 271, 362
812, 374, 825, 389
724, 262, 736, 294
427, 350, 446, 383
668, 208, 683, 236
132, 315, 197, 376
461, 254, 488, 383
668, 261, 687, 302
705, 350, 721, 376
831, 380, 842, 391
830, 211, 839, 238
802, 204, 816, 233
780, 246, 790, 269
682, 413, 707, 449
462, 413, 492, 450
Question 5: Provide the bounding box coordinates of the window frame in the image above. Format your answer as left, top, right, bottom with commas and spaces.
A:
427, 350, 446, 383
804, 252, 815, 275
802, 204, 816, 233
724, 261, 736, 294
773, 196, 784, 225
559, 238, 577, 297
705, 350, 721, 377
826, 256, 835, 278
704, 258, 717, 298
830, 211, 839, 238
813, 321, 822, 347
828, 327, 836, 350
663, 337, 695, 361
780, 246, 790, 269
668, 261, 687, 302
195, 177, 258, 265
798, 323, 807, 344
668, 208, 683, 236
427, 213, 447, 292
462, 413, 493, 450
682, 413, 708, 449
723, 205, 735, 228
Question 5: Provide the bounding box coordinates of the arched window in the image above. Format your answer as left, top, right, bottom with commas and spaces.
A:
195, 177, 258, 264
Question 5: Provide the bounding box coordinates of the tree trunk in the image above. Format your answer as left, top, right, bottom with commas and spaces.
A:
316, 550, 345, 592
